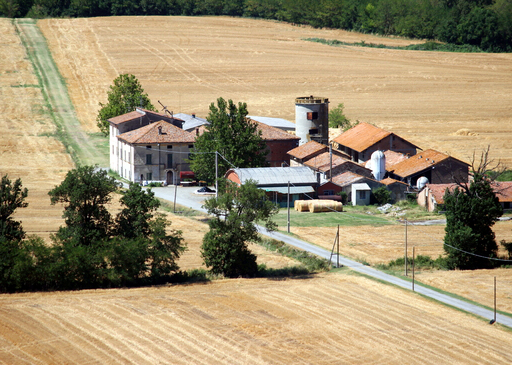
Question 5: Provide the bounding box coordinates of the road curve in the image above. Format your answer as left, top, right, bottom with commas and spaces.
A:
152, 185, 512, 329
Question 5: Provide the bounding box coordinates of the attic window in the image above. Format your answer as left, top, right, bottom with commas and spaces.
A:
167, 145, 172, 149
188, 145, 194, 149
146, 145, 151, 149
307, 112, 318, 120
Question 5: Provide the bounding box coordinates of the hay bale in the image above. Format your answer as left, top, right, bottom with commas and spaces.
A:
308, 200, 343, 213
294, 200, 309, 212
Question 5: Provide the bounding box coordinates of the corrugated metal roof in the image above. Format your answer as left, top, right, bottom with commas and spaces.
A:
263, 186, 315, 194
389, 149, 466, 177
118, 120, 195, 144
174, 113, 210, 131
287, 140, 327, 159
228, 166, 317, 186
247, 116, 296, 131
333, 122, 391, 152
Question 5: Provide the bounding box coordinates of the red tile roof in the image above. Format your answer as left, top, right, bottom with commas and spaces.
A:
304, 152, 354, 173
426, 181, 512, 205
383, 150, 409, 169
108, 108, 183, 126
389, 149, 468, 177
287, 140, 328, 160
253, 120, 300, 141
118, 120, 195, 144
380, 177, 408, 186
331, 171, 376, 187
332, 122, 391, 152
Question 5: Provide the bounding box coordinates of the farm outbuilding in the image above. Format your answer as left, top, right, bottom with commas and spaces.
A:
225, 166, 318, 207
332, 122, 419, 164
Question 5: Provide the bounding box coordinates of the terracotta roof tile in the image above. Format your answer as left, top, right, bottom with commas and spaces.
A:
108, 108, 183, 126
304, 152, 354, 172
253, 120, 300, 141
118, 121, 195, 144
287, 140, 327, 159
331, 171, 374, 187
332, 122, 391, 152
380, 177, 408, 186
494, 181, 512, 202
389, 149, 467, 177
383, 150, 409, 169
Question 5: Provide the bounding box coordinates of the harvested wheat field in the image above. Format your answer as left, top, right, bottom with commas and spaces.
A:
0, 19, 74, 241
39, 16, 512, 166
1, 273, 512, 364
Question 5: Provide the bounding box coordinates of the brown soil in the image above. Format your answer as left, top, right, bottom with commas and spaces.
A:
1, 274, 512, 364
39, 16, 512, 167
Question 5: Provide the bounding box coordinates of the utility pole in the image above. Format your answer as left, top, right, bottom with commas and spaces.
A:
405, 219, 408, 276
215, 151, 218, 199
287, 181, 290, 233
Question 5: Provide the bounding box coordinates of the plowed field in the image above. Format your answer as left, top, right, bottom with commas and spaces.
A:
2, 274, 512, 364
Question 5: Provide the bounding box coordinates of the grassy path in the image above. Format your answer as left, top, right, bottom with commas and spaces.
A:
14, 18, 106, 166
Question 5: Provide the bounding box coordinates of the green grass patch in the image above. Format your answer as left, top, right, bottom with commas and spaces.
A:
272, 206, 392, 228
304, 38, 485, 53
11, 84, 40, 88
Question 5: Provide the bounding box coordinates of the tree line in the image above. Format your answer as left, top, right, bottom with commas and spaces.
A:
2, 0, 510, 52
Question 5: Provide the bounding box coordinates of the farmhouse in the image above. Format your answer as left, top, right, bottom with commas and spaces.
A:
255, 121, 300, 167
225, 166, 318, 207
418, 181, 512, 212
332, 122, 419, 163
388, 149, 469, 187
114, 120, 195, 185
318, 171, 383, 205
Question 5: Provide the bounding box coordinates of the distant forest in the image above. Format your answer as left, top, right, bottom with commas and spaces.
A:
2, 0, 511, 52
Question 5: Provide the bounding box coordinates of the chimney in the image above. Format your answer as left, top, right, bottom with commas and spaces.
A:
158, 126, 162, 135
192, 113, 196, 118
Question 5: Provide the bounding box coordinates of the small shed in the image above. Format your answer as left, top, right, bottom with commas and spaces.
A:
351, 183, 371, 206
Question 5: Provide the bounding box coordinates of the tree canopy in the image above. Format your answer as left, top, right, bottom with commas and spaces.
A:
0, 174, 28, 243
96, 74, 156, 135
443, 149, 503, 269
201, 179, 278, 278
189, 97, 268, 183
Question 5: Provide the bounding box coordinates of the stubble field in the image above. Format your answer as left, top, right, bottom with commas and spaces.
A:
1, 16, 512, 363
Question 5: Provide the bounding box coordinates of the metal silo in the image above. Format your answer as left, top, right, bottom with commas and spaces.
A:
371, 150, 386, 181
295, 96, 329, 145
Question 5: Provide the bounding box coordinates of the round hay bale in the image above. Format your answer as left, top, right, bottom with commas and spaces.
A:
294, 200, 309, 212
308, 200, 343, 213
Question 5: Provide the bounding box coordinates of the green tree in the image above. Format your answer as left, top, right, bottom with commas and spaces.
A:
329, 103, 358, 131
96, 74, 156, 135
372, 186, 391, 205
201, 179, 278, 278
115, 182, 160, 239
443, 148, 503, 269
190, 97, 268, 183
49, 166, 120, 246
0, 174, 28, 242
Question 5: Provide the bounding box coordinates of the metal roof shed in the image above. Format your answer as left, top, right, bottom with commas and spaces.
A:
351, 183, 371, 206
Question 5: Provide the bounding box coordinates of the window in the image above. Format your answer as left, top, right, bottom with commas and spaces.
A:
309, 128, 319, 135
167, 154, 173, 169
146, 172, 152, 181
359, 190, 367, 200
146, 154, 152, 165
324, 190, 334, 196
167, 145, 172, 149
146, 145, 151, 149
188, 145, 194, 149
307, 112, 318, 120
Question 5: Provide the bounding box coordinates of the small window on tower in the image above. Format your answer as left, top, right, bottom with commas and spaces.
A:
307, 112, 318, 120
309, 128, 319, 135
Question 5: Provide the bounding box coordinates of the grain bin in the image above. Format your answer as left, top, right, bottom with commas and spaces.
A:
370, 150, 386, 181
295, 96, 329, 146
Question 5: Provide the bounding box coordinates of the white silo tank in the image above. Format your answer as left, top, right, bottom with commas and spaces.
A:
371, 150, 386, 181
417, 176, 429, 190
295, 96, 329, 146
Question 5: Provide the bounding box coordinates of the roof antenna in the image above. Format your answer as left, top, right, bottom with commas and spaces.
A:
158, 100, 173, 118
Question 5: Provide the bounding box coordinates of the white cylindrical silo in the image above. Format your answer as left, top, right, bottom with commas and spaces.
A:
371, 150, 386, 181
295, 96, 329, 146
417, 176, 429, 190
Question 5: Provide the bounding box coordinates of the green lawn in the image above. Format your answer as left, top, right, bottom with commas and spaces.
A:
271, 207, 393, 228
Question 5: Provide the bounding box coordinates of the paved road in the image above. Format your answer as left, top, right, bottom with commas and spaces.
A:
152, 185, 512, 328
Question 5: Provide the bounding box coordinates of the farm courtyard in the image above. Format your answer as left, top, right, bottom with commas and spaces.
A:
1, 16, 512, 363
